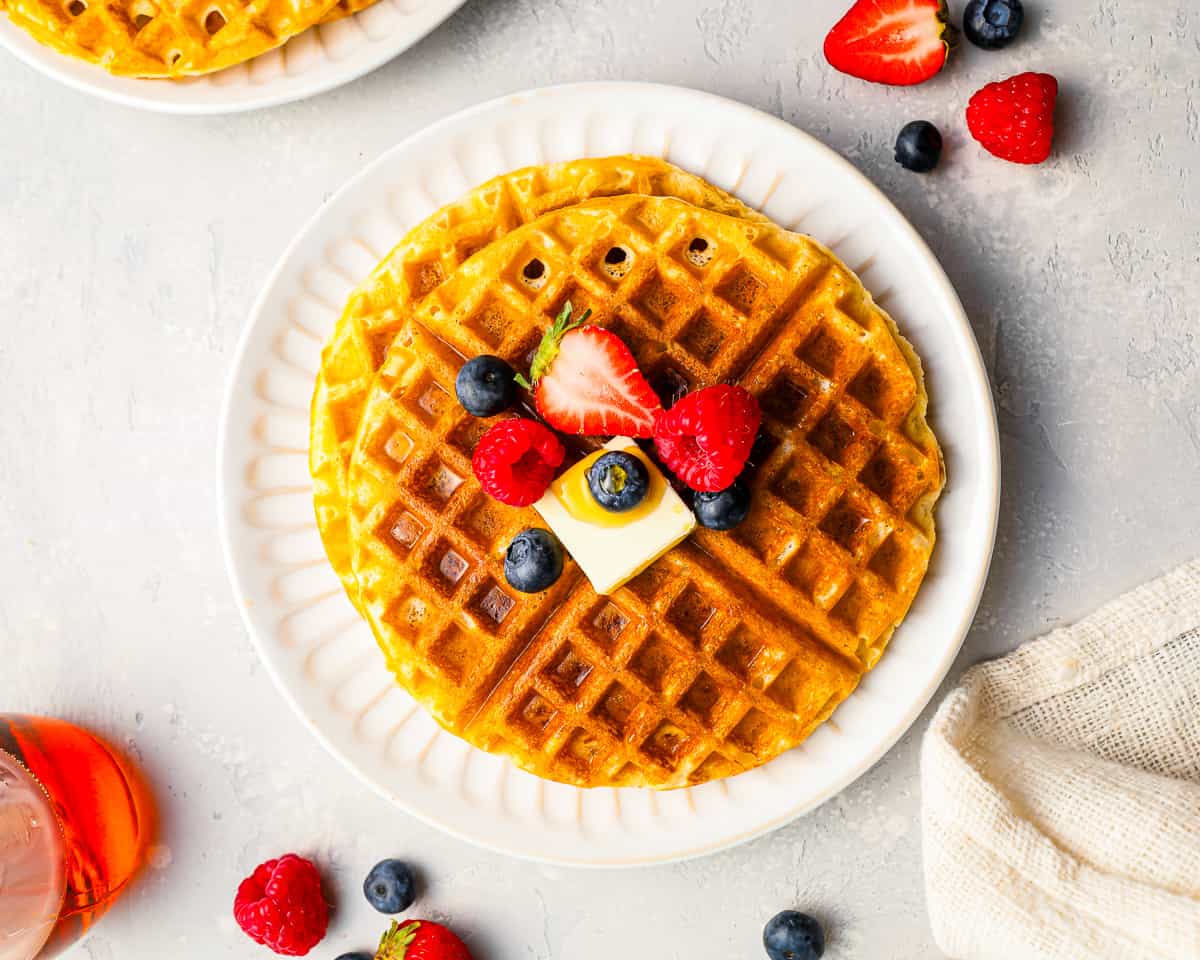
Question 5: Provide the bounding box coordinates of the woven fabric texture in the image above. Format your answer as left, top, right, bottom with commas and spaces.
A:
922, 559, 1200, 960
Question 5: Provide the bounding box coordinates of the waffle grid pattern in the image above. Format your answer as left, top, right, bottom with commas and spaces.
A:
313, 157, 760, 605
347, 194, 942, 788
350, 326, 863, 788
0, 0, 338, 76
351, 327, 583, 733
470, 546, 863, 788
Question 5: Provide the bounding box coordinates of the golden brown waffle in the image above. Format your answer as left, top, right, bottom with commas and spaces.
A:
312, 157, 762, 608
318, 0, 373, 22
345, 195, 944, 788
0, 0, 338, 76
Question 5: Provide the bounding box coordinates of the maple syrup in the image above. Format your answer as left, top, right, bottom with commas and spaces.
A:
0, 715, 148, 959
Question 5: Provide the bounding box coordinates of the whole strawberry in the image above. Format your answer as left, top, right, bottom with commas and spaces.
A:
654, 384, 761, 492
966, 72, 1058, 164
233, 854, 328, 956
375, 919, 473, 960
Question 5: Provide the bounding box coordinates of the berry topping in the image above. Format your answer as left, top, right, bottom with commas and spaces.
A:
763, 911, 825, 960
966, 72, 1057, 164
515, 302, 663, 437
376, 920, 473, 960
363, 859, 416, 915
587, 451, 650, 513
653, 384, 762, 493
894, 120, 943, 172
823, 0, 951, 87
471, 419, 564, 507
455, 355, 518, 418
963, 0, 1022, 49
504, 528, 564, 593
693, 480, 752, 530
233, 854, 328, 957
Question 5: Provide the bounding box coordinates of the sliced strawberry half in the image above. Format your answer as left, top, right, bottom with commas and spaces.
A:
516, 302, 663, 437
824, 0, 951, 86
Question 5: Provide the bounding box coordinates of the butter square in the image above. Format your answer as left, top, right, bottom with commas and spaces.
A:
533, 438, 696, 595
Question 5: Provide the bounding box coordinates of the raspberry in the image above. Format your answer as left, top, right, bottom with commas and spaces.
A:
233, 854, 328, 956
471, 418, 565, 506
966, 72, 1057, 164
653, 384, 761, 492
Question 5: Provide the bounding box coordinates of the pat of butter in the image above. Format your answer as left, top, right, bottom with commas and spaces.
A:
534, 438, 696, 596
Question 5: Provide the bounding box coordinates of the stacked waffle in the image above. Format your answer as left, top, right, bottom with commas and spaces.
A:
0, 0, 375, 77
310, 156, 944, 789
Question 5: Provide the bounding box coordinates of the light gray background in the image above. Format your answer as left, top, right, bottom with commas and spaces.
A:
2, 1, 1197, 957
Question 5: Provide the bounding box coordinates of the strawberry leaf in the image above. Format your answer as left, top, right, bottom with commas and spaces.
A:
376, 920, 419, 960
522, 301, 592, 388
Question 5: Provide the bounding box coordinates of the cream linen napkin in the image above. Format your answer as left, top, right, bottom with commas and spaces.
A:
921, 559, 1200, 960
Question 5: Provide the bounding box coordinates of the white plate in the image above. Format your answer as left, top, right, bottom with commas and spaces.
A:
218, 82, 1000, 866
0, 0, 465, 114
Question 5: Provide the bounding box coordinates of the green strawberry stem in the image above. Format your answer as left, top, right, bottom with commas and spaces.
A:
376, 920, 418, 959
513, 301, 592, 390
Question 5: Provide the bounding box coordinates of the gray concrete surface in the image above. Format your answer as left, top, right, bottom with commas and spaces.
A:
2, 0, 1197, 956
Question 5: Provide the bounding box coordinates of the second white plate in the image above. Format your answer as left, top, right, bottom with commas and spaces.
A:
0, 0, 466, 113
218, 82, 1000, 866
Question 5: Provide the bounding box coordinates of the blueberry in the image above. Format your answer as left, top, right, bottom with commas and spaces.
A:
504, 528, 564, 593
763, 911, 825, 960
894, 121, 943, 173
362, 859, 416, 915
455, 355, 517, 417
587, 451, 650, 512
692, 480, 751, 530
334, 953, 374, 960
963, 0, 1023, 50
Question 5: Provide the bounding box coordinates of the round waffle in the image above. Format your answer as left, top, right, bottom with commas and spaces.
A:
0, 0, 340, 76
345, 194, 944, 789
311, 156, 762, 610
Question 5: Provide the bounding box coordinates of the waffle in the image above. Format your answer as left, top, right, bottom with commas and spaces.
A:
0, 0, 339, 76
312, 157, 762, 608
318, 0, 373, 22
345, 194, 944, 788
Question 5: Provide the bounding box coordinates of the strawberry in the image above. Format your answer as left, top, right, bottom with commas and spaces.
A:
823, 0, 951, 86
966, 72, 1058, 164
515, 302, 662, 437
375, 920, 473, 960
